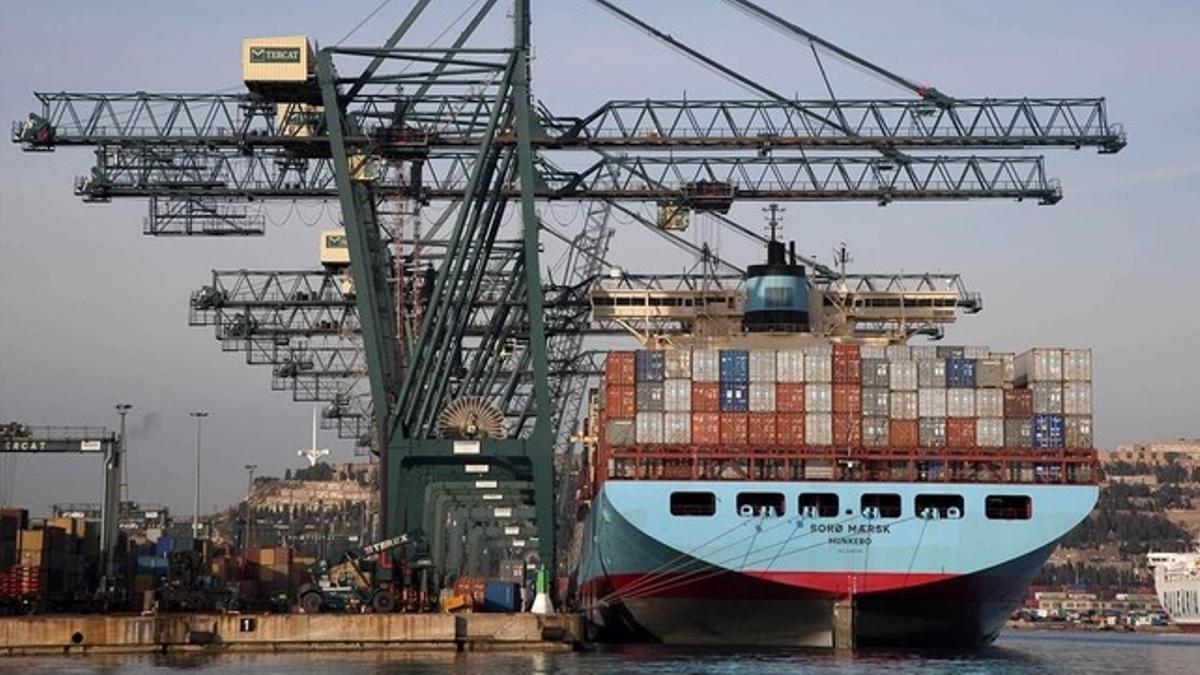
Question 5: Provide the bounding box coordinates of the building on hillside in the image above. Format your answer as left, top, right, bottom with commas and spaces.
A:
1106, 439, 1200, 466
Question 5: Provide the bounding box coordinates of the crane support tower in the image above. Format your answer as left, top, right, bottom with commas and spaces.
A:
12, 0, 1123, 600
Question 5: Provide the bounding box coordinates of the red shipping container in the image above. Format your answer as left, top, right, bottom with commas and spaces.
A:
692, 382, 721, 413
776, 383, 805, 413
1004, 389, 1034, 418
833, 384, 862, 414
605, 352, 636, 386
692, 413, 721, 444
720, 413, 749, 445
747, 413, 778, 446
833, 344, 860, 359
947, 417, 976, 448
605, 385, 636, 419
833, 413, 862, 447
890, 419, 919, 448
777, 414, 806, 446
833, 354, 862, 384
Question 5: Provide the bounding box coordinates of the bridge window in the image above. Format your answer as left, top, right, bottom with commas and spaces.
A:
764, 287, 792, 308
916, 494, 964, 519
736, 492, 785, 518
670, 492, 716, 517
798, 492, 839, 518
985, 495, 1032, 520
861, 493, 901, 518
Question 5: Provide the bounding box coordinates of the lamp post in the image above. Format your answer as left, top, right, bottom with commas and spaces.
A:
116, 403, 132, 504
104, 402, 132, 580
244, 464, 257, 550
189, 411, 209, 539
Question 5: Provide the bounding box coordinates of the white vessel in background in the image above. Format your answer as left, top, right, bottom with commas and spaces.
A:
1148, 543, 1200, 633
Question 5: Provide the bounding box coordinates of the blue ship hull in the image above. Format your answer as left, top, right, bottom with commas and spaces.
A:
578, 481, 1096, 647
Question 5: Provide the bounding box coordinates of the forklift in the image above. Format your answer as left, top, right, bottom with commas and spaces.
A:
296, 533, 415, 613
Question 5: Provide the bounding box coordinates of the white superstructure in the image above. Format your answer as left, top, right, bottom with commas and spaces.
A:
1148, 543, 1200, 633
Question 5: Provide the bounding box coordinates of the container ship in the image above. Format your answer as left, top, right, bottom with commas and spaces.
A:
575, 233, 1099, 648
1149, 543, 1200, 633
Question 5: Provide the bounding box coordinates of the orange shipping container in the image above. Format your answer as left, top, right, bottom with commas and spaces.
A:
833, 344, 860, 359
833, 413, 862, 447
833, 384, 862, 414
720, 413, 749, 445
1003, 389, 1034, 418
833, 355, 861, 384
605, 385, 636, 419
692, 413, 721, 444
890, 419, 919, 448
691, 382, 721, 413
605, 352, 636, 386
747, 413, 778, 445
947, 418, 976, 448
777, 413, 806, 445
776, 383, 805, 413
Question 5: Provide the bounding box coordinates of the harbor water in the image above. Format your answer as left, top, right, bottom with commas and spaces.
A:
1, 632, 1197, 674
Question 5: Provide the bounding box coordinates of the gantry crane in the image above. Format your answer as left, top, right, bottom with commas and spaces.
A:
13, 0, 1123, 593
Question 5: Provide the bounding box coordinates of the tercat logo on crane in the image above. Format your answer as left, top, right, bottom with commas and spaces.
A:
249, 47, 301, 63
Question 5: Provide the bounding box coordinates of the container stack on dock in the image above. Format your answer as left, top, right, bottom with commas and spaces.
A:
599, 345, 1093, 482
0, 510, 95, 610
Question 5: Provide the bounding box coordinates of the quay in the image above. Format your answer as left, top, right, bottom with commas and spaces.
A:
0, 612, 585, 656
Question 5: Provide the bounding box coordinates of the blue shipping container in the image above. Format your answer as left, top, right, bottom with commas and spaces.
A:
635, 350, 665, 382
154, 536, 176, 558
946, 358, 977, 388
137, 555, 169, 575
1033, 414, 1065, 448
720, 382, 749, 412
719, 350, 750, 382
483, 580, 521, 613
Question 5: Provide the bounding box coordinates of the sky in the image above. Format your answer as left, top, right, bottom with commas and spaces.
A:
0, 1, 1197, 518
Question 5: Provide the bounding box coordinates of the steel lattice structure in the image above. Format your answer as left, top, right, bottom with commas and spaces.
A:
13, 0, 1123, 587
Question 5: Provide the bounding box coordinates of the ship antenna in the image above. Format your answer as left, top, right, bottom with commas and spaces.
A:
833, 242, 853, 296
763, 203, 785, 242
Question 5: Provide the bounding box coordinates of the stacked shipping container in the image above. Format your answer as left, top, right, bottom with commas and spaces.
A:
602, 346, 1093, 454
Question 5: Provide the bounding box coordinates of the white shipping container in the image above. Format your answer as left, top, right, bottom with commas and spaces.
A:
976, 389, 1004, 418
860, 345, 887, 359
917, 360, 947, 388
863, 388, 890, 417
1063, 381, 1092, 415
1063, 349, 1092, 381
911, 346, 938, 360
805, 413, 832, 445
776, 349, 806, 383
886, 345, 912, 361
947, 388, 976, 417
1065, 415, 1093, 449
803, 344, 833, 355
861, 359, 889, 387
963, 345, 991, 360
1033, 382, 1064, 414
1016, 348, 1063, 383
805, 354, 832, 383
635, 412, 664, 443
663, 412, 691, 444
806, 384, 833, 413
863, 417, 889, 446
749, 350, 777, 382
997, 353, 1016, 387
750, 382, 776, 412
663, 378, 692, 412
890, 391, 918, 420
664, 350, 693, 379
692, 350, 719, 382
976, 418, 1005, 447
889, 361, 918, 391
919, 388, 947, 418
